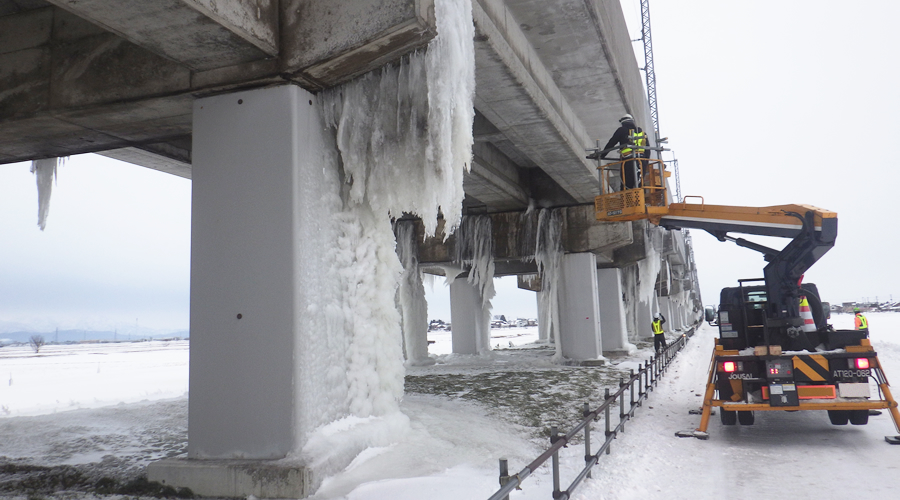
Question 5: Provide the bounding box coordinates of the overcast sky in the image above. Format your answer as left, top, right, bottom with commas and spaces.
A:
0, 156, 191, 333
625, 0, 900, 306
2, 1, 898, 333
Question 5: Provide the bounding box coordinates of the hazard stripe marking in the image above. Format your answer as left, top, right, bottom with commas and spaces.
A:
792, 355, 829, 382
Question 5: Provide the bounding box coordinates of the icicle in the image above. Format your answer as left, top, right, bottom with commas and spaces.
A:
30, 157, 64, 230
453, 216, 495, 305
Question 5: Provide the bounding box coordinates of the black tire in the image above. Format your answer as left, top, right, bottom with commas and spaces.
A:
849, 409, 869, 425
828, 410, 850, 425
738, 410, 755, 425
720, 409, 737, 425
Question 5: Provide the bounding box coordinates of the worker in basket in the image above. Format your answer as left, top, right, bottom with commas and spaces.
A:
599, 114, 649, 190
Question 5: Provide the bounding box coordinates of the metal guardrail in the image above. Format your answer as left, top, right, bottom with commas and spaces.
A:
488, 331, 691, 500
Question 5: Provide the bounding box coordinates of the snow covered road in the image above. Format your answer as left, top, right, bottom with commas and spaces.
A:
571, 318, 900, 500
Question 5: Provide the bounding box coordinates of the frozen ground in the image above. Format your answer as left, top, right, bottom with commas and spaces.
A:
2, 314, 900, 499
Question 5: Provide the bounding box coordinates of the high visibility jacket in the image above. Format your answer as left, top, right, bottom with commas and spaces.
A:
652, 319, 664, 335
855, 314, 868, 330
620, 130, 646, 156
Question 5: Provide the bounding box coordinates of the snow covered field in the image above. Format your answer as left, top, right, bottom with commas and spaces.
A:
2, 314, 900, 499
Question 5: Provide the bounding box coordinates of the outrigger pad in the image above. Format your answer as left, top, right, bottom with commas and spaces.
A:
675, 430, 709, 440
689, 409, 715, 415
886, 436, 900, 445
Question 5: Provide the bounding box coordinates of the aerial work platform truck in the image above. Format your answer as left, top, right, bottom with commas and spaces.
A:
587, 151, 900, 442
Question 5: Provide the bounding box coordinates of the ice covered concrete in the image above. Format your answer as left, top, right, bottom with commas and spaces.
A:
597, 267, 634, 354
447, 215, 496, 355
450, 279, 491, 355
395, 221, 431, 366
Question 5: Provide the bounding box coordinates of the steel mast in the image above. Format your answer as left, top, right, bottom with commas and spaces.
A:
639, 0, 681, 202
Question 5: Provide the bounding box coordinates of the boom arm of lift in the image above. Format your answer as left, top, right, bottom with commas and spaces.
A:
658, 201, 838, 336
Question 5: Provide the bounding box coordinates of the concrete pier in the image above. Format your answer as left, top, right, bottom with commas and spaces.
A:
149, 84, 327, 497
557, 253, 603, 362
597, 268, 633, 354
450, 279, 491, 354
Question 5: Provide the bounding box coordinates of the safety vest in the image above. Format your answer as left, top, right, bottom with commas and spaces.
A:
620, 129, 646, 156
856, 314, 868, 330
652, 319, 664, 335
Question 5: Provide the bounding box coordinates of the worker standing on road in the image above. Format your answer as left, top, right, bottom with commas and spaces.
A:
599, 114, 649, 189
652, 313, 666, 354
854, 307, 869, 336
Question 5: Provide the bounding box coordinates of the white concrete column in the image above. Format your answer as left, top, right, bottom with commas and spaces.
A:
597, 268, 633, 354
450, 279, 490, 354
558, 253, 603, 361
185, 84, 337, 461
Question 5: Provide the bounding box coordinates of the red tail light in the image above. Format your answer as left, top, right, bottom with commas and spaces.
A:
723, 361, 736, 372
855, 358, 870, 370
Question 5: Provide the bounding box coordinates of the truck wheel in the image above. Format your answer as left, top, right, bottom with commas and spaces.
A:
828, 410, 850, 425
738, 411, 755, 425
720, 409, 737, 425
849, 410, 869, 425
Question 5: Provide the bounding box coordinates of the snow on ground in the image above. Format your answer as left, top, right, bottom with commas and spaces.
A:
1, 341, 189, 418
2, 315, 900, 499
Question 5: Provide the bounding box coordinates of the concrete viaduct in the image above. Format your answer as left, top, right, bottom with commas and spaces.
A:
0, 0, 702, 496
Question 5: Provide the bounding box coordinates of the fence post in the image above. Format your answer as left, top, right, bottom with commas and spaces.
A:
638, 363, 644, 398
551, 426, 561, 498
644, 360, 650, 392
583, 403, 592, 479
629, 369, 635, 413
604, 388, 611, 455
498, 458, 510, 500
618, 378, 626, 432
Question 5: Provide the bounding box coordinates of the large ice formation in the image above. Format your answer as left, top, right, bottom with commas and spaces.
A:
321, 0, 474, 238
298, 0, 475, 468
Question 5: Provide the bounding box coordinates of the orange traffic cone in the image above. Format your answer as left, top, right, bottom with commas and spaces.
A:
799, 296, 816, 332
